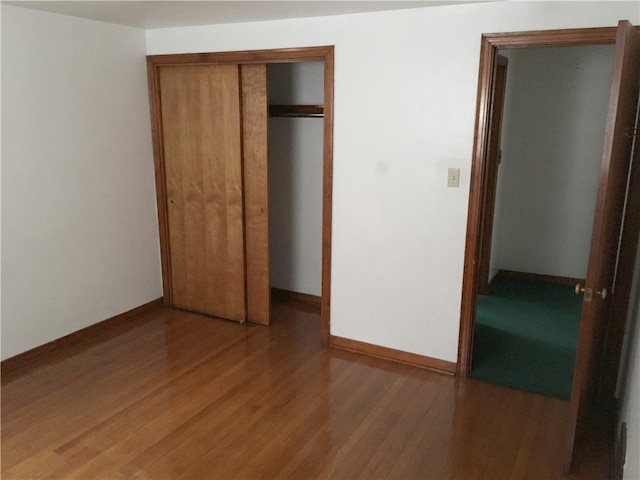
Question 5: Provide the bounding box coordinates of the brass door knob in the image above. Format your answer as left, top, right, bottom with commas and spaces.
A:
575, 284, 608, 301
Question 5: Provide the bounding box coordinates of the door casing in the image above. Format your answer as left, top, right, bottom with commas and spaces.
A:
459, 26, 623, 375
458, 25, 640, 397
477, 54, 508, 296
147, 46, 334, 342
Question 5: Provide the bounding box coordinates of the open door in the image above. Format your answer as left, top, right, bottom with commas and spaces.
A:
564, 20, 640, 471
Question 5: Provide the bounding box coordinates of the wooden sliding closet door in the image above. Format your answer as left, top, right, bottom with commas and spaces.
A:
241, 65, 271, 326
158, 64, 270, 324
160, 64, 246, 321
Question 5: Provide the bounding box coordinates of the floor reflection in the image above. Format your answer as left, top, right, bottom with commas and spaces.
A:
1, 300, 607, 479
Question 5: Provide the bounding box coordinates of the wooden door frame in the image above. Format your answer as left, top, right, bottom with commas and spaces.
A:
477, 55, 508, 295
147, 46, 334, 343
457, 26, 626, 377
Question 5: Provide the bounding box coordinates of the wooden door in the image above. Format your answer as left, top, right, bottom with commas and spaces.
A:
564, 20, 640, 471
158, 64, 270, 324
241, 65, 271, 326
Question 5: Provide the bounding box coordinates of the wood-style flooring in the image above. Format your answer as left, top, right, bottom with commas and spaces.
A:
2, 301, 609, 479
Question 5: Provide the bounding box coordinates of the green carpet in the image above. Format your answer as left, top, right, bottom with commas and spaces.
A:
469, 275, 583, 399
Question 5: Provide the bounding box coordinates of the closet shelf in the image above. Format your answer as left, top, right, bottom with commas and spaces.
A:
269, 105, 324, 118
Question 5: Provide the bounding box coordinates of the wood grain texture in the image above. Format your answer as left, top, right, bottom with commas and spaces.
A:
271, 288, 321, 309
147, 61, 174, 305
565, 20, 640, 472
321, 49, 335, 344
159, 64, 247, 322
269, 104, 324, 118
1, 302, 610, 479
241, 64, 271, 326
147, 46, 334, 341
331, 335, 456, 374
599, 103, 640, 404
0, 298, 163, 374
147, 46, 334, 67
477, 56, 507, 295
497, 269, 585, 287
481, 27, 618, 48
457, 32, 496, 376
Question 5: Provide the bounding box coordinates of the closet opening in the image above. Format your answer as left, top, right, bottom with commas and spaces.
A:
146, 46, 334, 343
267, 62, 325, 317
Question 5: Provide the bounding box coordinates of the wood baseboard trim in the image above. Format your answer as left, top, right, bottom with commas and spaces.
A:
271, 288, 321, 309
330, 335, 456, 375
497, 269, 584, 286
1, 298, 164, 374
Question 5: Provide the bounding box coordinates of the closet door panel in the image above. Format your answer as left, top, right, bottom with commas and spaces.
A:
159, 64, 246, 322
241, 64, 271, 325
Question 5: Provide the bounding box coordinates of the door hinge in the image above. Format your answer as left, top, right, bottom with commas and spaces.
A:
625, 127, 638, 138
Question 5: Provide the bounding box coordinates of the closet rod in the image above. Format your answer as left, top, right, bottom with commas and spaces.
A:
269, 105, 324, 118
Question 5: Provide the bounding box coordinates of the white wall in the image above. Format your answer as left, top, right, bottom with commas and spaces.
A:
491, 45, 614, 280
268, 62, 323, 296
148, 2, 639, 362
147, 2, 639, 363
1, 5, 162, 360
618, 235, 640, 480
620, 280, 640, 480
2, 2, 638, 472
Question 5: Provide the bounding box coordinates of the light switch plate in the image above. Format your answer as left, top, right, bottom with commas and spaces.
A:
448, 168, 460, 188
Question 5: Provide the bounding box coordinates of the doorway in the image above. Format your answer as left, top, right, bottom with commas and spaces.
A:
457, 22, 640, 472
469, 44, 615, 399
457, 26, 633, 381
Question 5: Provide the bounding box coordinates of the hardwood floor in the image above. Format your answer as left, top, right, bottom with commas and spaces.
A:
2, 301, 609, 479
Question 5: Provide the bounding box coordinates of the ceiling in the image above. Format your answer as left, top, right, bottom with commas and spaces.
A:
2, 1, 494, 30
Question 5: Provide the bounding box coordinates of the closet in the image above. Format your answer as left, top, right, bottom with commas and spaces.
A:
147, 48, 332, 332
268, 62, 324, 303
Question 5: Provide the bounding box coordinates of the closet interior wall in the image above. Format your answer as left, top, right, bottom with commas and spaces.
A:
268, 62, 324, 298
